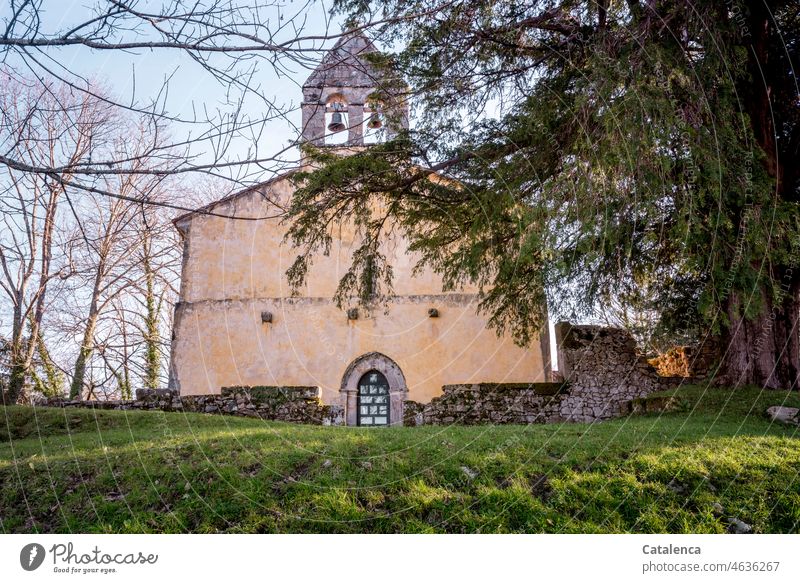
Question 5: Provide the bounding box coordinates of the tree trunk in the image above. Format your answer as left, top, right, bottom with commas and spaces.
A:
5, 186, 59, 403
6, 361, 27, 404
715, 3, 800, 390
5, 297, 28, 403
70, 318, 97, 399
118, 305, 132, 399
142, 236, 160, 390
719, 275, 800, 389
70, 264, 104, 399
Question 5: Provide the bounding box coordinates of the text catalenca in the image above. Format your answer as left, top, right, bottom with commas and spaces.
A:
642, 544, 701, 555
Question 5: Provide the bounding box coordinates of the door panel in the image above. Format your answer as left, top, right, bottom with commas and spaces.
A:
357, 371, 390, 426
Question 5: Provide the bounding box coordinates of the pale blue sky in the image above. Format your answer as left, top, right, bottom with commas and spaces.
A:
2, 1, 349, 184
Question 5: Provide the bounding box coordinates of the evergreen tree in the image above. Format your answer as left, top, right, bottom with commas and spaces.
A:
287, 1, 800, 389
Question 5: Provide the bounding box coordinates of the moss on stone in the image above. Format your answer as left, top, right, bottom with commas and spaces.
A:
221, 386, 319, 406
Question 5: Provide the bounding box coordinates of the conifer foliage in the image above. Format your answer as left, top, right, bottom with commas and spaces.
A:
287, 1, 800, 389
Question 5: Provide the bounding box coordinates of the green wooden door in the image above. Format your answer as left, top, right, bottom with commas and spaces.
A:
357, 370, 390, 426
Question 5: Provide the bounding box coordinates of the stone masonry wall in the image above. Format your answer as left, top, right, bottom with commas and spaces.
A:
34, 323, 694, 427
554, 322, 690, 422
403, 323, 694, 426
404, 383, 568, 426
36, 386, 344, 426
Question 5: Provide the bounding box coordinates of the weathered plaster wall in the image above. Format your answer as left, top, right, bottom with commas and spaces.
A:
177, 176, 467, 302
169, 176, 549, 406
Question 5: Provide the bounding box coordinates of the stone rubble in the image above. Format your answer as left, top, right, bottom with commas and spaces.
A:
726, 517, 753, 534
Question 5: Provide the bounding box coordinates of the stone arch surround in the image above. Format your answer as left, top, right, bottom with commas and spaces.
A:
340, 352, 407, 426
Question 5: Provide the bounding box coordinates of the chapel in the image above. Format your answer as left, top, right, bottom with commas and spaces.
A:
168, 31, 551, 426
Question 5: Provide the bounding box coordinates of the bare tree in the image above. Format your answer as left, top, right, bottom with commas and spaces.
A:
0, 3, 420, 400
72, 178, 183, 399
67, 121, 176, 398
137, 202, 181, 390
0, 73, 113, 402
0, 1, 392, 189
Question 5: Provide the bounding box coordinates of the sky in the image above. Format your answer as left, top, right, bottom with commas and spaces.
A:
2, 1, 350, 186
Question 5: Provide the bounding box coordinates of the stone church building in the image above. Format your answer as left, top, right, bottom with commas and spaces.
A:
168, 32, 551, 426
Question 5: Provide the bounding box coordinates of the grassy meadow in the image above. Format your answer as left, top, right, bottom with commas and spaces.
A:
1, 385, 798, 533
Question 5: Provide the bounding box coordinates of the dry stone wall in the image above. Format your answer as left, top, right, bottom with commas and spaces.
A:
36, 386, 344, 426
404, 383, 568, 426
403, 323, 693, 425
553, 322, 689, 421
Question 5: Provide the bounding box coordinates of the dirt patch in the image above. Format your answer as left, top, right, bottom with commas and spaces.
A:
271, 457, 314, 494
529, 474, 553, 500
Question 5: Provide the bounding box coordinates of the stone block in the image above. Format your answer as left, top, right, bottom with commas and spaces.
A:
766, 406, 800, 426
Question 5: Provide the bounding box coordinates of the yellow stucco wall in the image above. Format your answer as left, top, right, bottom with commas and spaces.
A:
170, 174, 548, 404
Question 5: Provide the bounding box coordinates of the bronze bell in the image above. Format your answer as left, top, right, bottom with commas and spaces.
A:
328, 112, 345, 132
367, 114, 382, 129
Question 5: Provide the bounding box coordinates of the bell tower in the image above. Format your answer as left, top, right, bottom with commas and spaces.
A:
301, 30, 408, 150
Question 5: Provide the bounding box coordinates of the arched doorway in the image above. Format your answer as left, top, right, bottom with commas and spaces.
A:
340, 352, 407, 426
357, 370, 390, 426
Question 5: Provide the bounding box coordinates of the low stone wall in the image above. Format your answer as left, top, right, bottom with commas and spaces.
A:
404, 382, 568, 426
36, 386, 344, 426
554, 322, 693, 422
402, 324, 697, 426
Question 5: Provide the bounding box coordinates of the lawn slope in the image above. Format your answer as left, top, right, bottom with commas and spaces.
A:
1, 385, 798, 533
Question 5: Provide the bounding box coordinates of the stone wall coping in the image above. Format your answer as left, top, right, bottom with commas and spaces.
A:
441, 382, 568, 396
220, 385, 320, 397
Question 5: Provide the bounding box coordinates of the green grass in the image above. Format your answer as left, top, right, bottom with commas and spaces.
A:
1, 385, 798, 533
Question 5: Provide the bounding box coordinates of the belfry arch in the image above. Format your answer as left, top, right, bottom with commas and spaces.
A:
300, 30, 408, 149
